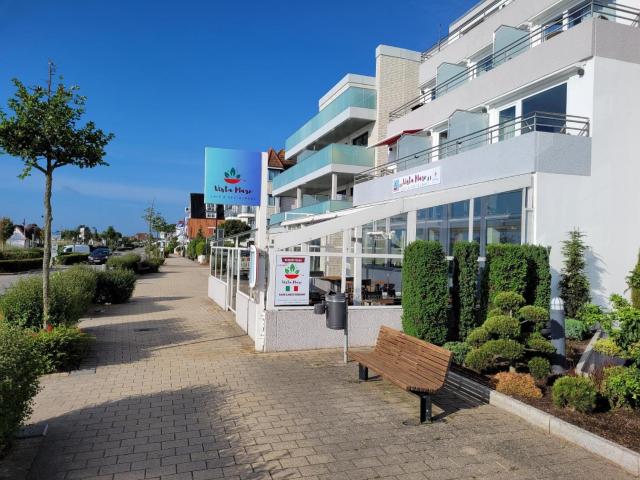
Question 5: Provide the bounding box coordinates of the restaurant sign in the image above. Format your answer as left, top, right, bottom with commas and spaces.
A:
204, 147, 262, 206
275, 255, 310, 306
392, 166, 441, 194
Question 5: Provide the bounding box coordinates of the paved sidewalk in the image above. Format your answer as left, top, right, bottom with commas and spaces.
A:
26, 257, 633, 480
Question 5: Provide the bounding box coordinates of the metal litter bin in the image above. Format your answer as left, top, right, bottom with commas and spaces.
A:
325, 292, 347, 330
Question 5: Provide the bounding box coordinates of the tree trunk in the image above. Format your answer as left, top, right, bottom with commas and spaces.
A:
42, 166, 53, 330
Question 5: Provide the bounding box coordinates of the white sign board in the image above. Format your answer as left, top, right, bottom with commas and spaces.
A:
275, 255, 310, 306
392, 166, 441, 194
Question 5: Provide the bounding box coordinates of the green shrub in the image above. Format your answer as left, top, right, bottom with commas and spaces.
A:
401, 241, 449, 345
565, 318, 588, 341
466, 326, 489, 347
552, 376, 597, 413
138, 257, 164, 274
51, 267, 97, 324
487, 308, 503, 318
464, 347, 494, 372
0, 323, 43, 451
94, 269, 136, 304
484, 315, 520, 339
493, 291, 525, 316
526, 332, 556, 354
577, 303, 603, 329
518, 305, 549, 331
0, 257, 42, 273
528, 357, 551, 380
522, 245, 552, 310
485, 244, 528, 304
482, 339, 525, 365
55, 253, 89, 265
35, 326, 94, 373
593, 338, 624, 358
452, 242, 479, 340
602, 366, 640, 409
0, 267, 97, 330
443, 341, 470, 365
627, 251, 640, 309
106, 253, 140, 271
0, 248, 43, 260
195, 241, 206, 257
559, 230, 591, 318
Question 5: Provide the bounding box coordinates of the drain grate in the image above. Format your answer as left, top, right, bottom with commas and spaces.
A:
134, 327, 159, 332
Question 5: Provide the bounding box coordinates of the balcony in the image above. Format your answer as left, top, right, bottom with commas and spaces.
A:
272, 144, 374, 196
393, 1, 640, 122
269, 199, 353, 225
353, 112, 591, 206
285, 87, 376, 159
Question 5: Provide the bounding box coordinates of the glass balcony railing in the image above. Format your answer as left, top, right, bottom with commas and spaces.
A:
285, 87, 376, 151
270, 199, 353, 225
272, 143, 374, 192
392, 1, 640, 121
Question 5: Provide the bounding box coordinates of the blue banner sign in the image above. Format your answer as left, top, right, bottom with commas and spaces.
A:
204, 147, 262, 206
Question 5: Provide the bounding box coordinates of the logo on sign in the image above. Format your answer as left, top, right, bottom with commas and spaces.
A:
224, 167, 241, 184
283, 263, 300, 279
392, 166, 441, 194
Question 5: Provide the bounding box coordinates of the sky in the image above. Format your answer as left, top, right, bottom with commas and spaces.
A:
0, 0, 477, 234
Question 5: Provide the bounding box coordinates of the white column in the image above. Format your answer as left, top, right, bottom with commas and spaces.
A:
353, 226, 362, 306
296, 187, 303, 208
331, 173, 338, 200
468, 198, 475, 242
407, 210, 417, 244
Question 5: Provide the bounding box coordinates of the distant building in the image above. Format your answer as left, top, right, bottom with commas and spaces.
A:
134, 233, 148, 242
7, 224, 42, 248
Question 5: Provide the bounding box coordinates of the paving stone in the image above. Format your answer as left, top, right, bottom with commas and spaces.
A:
19, 257, 636, 480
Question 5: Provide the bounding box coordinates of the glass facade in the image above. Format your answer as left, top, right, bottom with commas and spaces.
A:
417, 189, 523, 255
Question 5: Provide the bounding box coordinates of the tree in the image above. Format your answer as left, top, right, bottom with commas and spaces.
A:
0, 217, 14, 251
101, 226, 121, 249
559, 230, 591, 318
0, 65, 114, 328
220, 219, 251, 238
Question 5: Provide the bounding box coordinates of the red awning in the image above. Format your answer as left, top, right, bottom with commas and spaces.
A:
368, 129, 423, 148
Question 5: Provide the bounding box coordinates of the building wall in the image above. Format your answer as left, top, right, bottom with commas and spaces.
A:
534, 54, 640, 305
372, 46, 421, 167
187, 218, 220, 239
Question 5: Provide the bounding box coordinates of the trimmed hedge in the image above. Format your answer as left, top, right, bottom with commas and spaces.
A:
94, 270, 136, 304
452, 242, 479, 340
0, 323, 43, 451
0, 248, 43, 260
0, 267, 97, 330
401, 241, 449, 345
528, 356, 551, 380
56, 253, 89, 265
443, 341, 470, 365
35, 326, 94, 373
522, 245, 552, 311
0, 257, 42, 273
485, 244, 528, 305
106, 254, 141, 271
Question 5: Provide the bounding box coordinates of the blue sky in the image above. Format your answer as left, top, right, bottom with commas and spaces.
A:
0, 0, 476, 234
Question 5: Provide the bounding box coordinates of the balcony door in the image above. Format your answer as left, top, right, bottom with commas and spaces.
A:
522, 83, 567, 133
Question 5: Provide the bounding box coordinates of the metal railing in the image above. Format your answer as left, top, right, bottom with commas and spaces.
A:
421, 0, 515, 61
395, 1, 640, 121
355, 112, 590, 184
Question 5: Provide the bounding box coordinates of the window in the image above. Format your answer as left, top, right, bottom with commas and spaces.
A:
268, 169, 281, 181
543, 16, 564, 40
522, 83, 567, 133
499, 106, 516, 140
352, 132, 369, 146
569, 1, 590, 27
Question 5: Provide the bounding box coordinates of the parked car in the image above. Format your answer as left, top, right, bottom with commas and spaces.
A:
62, 244, 90, 254
88, 248, 111, 264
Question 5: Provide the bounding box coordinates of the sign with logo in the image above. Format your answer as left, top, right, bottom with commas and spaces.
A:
275, 255, 310, 306
392, 166, 441, 194
204, 147, 262, 206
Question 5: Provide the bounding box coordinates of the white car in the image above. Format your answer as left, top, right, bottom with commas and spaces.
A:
62, 244, 90, 254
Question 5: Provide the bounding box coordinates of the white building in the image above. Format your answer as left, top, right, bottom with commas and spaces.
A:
210, 0, 640, 352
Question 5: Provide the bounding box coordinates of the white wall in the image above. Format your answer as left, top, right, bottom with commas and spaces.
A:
208, 276, 227, 310
263, 306, 402, 352
534, 55, 640, 305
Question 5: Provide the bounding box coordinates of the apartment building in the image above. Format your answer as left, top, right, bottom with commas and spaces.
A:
210, 0, 640, 352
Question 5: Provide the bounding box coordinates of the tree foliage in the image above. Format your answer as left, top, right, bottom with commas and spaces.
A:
0, 217, 14, 249
401, 240, 449, 345
220, 219, 251, 238
453, 242, 479, 340
0, 71, 114, 327
559, 230, 591, 317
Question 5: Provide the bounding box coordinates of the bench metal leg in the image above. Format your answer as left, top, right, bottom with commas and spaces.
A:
358, 364, 368, 381
419, 394, 432, 423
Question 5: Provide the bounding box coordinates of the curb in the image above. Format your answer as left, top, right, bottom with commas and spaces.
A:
447, 371, 640, 476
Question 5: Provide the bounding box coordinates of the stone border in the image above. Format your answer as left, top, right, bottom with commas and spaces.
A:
446, 371, 640, 476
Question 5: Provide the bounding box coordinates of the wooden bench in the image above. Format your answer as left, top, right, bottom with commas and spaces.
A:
348, 326, 453, 423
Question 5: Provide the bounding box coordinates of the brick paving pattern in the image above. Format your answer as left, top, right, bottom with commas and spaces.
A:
27, 257, 634, 480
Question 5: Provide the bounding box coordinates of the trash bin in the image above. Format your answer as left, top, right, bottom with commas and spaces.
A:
325, 292, 347, 330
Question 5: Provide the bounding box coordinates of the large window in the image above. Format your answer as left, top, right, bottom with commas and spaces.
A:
522, 83, 567, 133
499, 106, 516, 140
